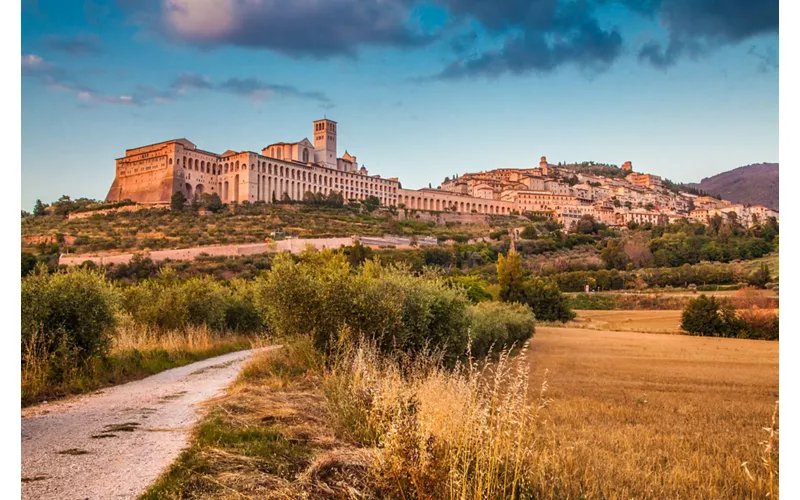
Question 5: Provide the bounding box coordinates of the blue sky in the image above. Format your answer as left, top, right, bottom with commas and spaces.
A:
21, 0, 778, 211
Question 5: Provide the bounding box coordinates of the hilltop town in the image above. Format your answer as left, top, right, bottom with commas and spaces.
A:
103, 117, 777, 230
440, 158, 779, 229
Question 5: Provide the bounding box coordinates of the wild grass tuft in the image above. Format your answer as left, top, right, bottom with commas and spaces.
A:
322, 333, 549, 499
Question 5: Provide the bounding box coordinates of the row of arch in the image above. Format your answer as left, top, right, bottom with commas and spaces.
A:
185, 174, 396, 206
179, 156, 398, 196
401, 195, 511, 214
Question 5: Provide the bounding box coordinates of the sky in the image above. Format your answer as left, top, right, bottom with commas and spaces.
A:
21, 0, 778, 211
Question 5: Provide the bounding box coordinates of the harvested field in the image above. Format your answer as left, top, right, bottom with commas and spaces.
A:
567, 308, 780, 334
571, 309, 685, 333
525, 327, 779, 498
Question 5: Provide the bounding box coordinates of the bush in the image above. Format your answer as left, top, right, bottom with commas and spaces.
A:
22, 266, 118, 364
122, 270, 258, 332
468, 301, 536, 357
255, 251, 472, 363
678, 294, 769, 338
520, 278, 576, 322
738, 308, 779, 340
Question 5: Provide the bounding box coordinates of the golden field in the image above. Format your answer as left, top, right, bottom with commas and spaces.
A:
570, 309, 685, 333
568, 309, 779, 335
142, 327, 779, 499
525, 327, 779, 498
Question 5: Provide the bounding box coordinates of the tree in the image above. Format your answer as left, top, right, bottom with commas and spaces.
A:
681, 295, 745, 337
520, 278, 575, 322
364, 196, 380, 212
497, 250, 525, 302
199, 192, 223, 213
600, 239, 630, 270
326, 190, 344, 207
520, 225, 538, 239
33, 199, 47, 217
52, 195, 76, 216
345, 241, 372, 268
749, 263, 771, 288
574, 215, 598, 234
21, 252, 38, 277
170, 191, 187, 211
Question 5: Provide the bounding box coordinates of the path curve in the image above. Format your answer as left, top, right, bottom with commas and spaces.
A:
21, 347, 268, 500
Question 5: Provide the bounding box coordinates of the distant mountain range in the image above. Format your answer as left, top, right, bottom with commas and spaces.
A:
687, 163, 779, 211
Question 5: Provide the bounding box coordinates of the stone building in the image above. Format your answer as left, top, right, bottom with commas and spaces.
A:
106, 119, 400, 207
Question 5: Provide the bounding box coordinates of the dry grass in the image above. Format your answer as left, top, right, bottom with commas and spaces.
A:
322, 337, 550, 499
22, 323, 254, 406
568, 309, 685, 333
143, 328, 779, 499
142, 339, 376, 499
524, 326, 779, 498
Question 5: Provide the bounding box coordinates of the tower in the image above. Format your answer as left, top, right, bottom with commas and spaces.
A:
313, 118, 337, 169
539, 156, 549, 176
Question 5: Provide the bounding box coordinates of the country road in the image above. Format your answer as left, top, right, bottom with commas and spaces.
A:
21, 348, 266, 500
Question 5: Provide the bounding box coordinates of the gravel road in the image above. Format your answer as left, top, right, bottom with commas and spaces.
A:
21, 348, 265, 500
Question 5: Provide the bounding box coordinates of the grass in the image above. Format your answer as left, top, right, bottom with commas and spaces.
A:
141, 339, 367, 499
523, 326, 779, 498
141, 327, 779, 498
21, 324, 255, 407
22, 203, 519, 255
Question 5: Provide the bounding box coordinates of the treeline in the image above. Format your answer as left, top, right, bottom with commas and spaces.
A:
551, 261, 773, 292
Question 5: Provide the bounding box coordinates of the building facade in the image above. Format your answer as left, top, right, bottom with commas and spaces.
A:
106, 119, 400, 207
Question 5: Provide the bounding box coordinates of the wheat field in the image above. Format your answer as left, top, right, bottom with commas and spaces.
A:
524, 327, 779, 498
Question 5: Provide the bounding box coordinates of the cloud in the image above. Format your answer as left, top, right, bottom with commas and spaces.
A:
43, 33, 103, 56
438, 20, 623, 78
217, 77, 330, 103
636, 0, 779, 68
114, 0, 782, 78
154, 0, 432, 58
22, 55, 330, 108
166, 72, 331, 104
170, 72, 214, 93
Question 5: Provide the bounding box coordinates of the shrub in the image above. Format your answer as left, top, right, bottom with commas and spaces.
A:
569, 293, 617, 310
122, 270, 249, 332
680, 294, 752, 338
22, 266, 118, 364
520, 278, 576, 322
520, 225, 538, 239
255, 251, 472, 363
738, 308, 779, 341
468, 301, 536, 357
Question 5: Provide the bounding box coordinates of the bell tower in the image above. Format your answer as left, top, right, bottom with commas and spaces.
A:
313, 118, 337, 169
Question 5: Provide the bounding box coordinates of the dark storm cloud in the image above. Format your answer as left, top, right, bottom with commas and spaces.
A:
635, 0, 779, 68
43, 33, 103, 56
434, 0, 623, 78
438, 20, 623, 78
120, 0, 778, 77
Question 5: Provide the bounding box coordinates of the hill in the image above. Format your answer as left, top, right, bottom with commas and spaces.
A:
687, 163, 778, 210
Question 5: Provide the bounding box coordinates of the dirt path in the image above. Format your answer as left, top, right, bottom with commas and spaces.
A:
21, 348, 267, 500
